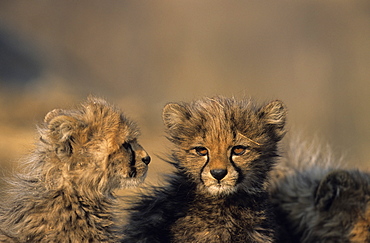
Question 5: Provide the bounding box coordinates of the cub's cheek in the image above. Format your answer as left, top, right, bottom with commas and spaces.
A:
183, 155, 207, 168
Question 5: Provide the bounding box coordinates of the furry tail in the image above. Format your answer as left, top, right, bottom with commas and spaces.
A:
269, 135, 342, 190
283, 135, 338, 169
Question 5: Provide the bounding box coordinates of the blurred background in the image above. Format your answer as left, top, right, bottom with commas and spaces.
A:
0, 1, 369, 188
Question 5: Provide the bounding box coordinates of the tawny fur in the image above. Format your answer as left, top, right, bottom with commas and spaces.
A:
122, 96, 287, 243
0, 97, 150, 243
270, 138, 370, 242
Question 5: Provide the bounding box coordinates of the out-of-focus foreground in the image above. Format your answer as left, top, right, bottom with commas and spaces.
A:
0, 1, 369, 189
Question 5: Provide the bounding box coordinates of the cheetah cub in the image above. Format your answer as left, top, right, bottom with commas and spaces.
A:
270, 140, 370, 242
123, 96, 287, 243
0, 97, 150, 242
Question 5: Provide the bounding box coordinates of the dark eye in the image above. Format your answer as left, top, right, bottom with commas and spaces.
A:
194, 146, 208, 156
232, 145, 248, 156
122, 142, 132, 151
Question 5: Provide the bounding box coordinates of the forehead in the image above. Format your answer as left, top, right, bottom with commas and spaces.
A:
83, 105, 140, 142
114, 117, 140, 142
191, 98, 242, 123
188, 120, 249, 150
188, 110, 233, 142
187, 100, 255, 138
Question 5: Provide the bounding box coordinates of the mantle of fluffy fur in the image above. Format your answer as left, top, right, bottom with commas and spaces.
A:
122, 170, 277, 243
0, 145, 119, 243
122, 96, 287, 243
0, 97, 136, 243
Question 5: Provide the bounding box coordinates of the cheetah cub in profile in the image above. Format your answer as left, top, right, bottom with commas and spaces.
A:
0, 97, 150, 243
122, 96, 287, 243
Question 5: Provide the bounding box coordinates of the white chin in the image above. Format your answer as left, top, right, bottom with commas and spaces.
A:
207, 184, 236, 195
120, 175, 146, 189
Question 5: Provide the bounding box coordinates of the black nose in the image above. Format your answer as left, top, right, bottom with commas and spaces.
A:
210, 169, 227, 181
142, 156, 151, 165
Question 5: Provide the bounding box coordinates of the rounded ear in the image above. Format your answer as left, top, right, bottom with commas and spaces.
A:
44, 111, 83, 156
258, 100, 287, 140
162, 103, 188, 131
315, 170, 354, 211
44, 109, 65, 123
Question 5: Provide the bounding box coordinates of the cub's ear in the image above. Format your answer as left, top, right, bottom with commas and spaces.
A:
43, 110, 83, 156
258, 100, 287, 140
44, 109, 65, 123
162, 103, 189, 131
315, 170, 354, 211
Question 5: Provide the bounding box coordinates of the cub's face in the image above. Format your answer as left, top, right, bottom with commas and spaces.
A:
42, 97, 150, 192
102, 135, 151, 189
183, 134, 267, 195
163, 97, 286, 196
83, 125, 151, 190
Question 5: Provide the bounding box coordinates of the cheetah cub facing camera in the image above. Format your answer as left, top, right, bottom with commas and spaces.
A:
123, 96, 287, 243
0, 97, 150, 242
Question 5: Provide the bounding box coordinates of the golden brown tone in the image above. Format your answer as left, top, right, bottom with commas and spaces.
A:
122, 96, 287, 243
0, 97, 150, 242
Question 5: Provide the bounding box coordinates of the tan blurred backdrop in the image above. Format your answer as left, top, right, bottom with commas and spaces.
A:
0, 1, 369, 188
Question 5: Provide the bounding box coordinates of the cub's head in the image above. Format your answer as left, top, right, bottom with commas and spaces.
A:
163, 96, 286, 196
39, 97, 150, 194
312, 170, 370, 242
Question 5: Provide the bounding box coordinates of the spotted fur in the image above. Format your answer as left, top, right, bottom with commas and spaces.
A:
0, 97, 150, 242
270, 139, 370, 242
122, 96, 287, 243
